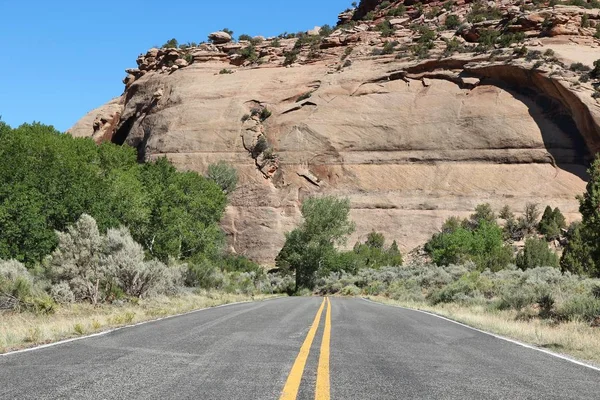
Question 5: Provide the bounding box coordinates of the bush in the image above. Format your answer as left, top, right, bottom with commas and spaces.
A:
425, 211, 513, 271
187, 259, 224, 289
206, 161, 238, 194
345, 232, 404, 271
571, 62, 591, 72
162, 38, 178, 49
239, 45, 258, 62
314, 261, 600, 325
49, 214, 106, 305
251, 136, 269, 159
516, 237, 559, 270
375, 21, 396, 37
49, 215, 185, 303
428, 273, 480, 304
467, 3, 502, 23
555, 294, 600, 322
102, 226, 183, 298
341, 285, 362, 296
283, 50, 299, 65
388, 5, 406, 16
319, 25, 333, 37
50, 282, 75, 304
445, 15, 461, 30
538, 206, 566, 241
497, 285, 537, 311
0, 259, 55, 313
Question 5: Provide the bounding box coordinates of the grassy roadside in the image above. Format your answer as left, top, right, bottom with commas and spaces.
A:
366, 296, 600, 366
0, 292, 281, 354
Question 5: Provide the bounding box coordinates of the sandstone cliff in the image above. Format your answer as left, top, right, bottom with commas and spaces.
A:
70, 0, 600, 263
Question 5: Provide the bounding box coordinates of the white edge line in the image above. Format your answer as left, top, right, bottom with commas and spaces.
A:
1, 296, 286, 357
360, 297, 600, 372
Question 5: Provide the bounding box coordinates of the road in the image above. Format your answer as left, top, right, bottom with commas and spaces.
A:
1, 297, 599, 399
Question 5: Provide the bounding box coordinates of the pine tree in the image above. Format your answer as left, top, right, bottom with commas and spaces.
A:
560, 223, 594, 276
561, 157, 600, 277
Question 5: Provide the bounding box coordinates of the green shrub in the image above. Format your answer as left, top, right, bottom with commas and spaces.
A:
162, 38, 178, 48
516, 237, 559, 270
50, 282, 75, 304
497, 285, 536, 311
425, 214, 513, 271
538, 206, 566, 240
341, 285, 362, 296
537, 293, 555, 318
251, 136, 269, 159
0, 259, 55, 314
445, 15, 461, 29
239, 45, 258, 62
319, 24, 333, 37
344, 232, 404, 271
283, 50, 299, 65
388, 5, 406, 16
582, 14, 591, 28
590, 59, 600, 78
467, 3, 502, 23
375, 20, 396, 37
443, 38, 466, 56
428, 273, 480, 304
570, 62, 591, 72
364, 11, 375, 20
382, 40, 398, 54
297, 92, 313, 102
259, 108, 272, 121
206, 161, 238, 194
555, 294, 600, 322
73, 323, 85, 335
49, 215, 184, 303
497, 32, 525, 48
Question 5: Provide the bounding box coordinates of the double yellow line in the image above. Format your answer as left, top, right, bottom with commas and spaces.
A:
280, 297, 332, 400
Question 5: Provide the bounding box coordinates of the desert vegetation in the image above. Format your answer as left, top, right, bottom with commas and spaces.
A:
0, 121, 292, 352
276, 196, 403, 291
271, 155, 600, 361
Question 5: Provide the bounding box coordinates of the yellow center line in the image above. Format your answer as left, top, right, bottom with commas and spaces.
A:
315, 297, 332, 400
280, 297, 327, 400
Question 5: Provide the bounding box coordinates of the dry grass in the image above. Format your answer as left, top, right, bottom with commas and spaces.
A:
0, 291, 279, 354
368, 296, 600, 366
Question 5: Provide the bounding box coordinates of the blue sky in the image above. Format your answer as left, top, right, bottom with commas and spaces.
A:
0, 0, 352, 131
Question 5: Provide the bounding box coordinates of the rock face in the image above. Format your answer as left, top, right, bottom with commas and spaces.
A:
70, 0, 600, 263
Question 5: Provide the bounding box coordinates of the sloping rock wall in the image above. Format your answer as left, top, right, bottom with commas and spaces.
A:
70, 0, 600, 263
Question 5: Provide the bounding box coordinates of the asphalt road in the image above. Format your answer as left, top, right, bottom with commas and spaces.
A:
1, 297, 599, 399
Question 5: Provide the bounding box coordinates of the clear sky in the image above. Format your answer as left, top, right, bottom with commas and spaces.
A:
0, 0, 353, 132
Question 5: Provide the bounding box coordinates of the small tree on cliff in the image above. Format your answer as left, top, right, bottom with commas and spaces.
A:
276, 196, 355, 290
206, 161, 238, 194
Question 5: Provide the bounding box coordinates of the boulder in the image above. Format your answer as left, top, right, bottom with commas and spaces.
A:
308, 26, 321, 35
208, 31, 232, 44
